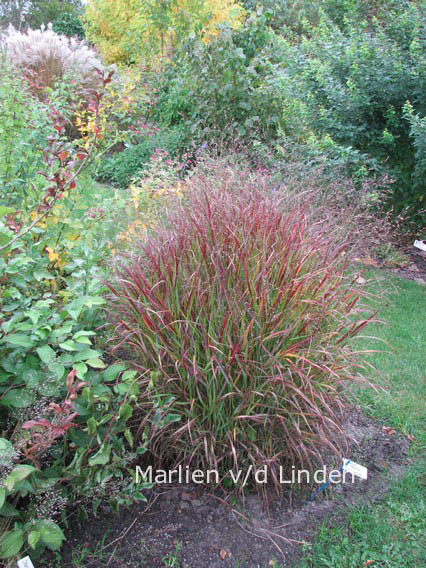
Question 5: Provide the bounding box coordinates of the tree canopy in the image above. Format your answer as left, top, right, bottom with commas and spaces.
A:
84, 0, 245, 64
0, 1, 82, 30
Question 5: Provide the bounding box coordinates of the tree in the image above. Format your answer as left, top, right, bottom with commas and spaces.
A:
84, 0, 245, 64
28, 1, 83, 29
0, 1, 82, 31
0, 1, 27, 29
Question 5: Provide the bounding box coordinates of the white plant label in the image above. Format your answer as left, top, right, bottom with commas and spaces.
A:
414, 240, 426, 252
343, 459, 368, 480
17, 557, 35, 568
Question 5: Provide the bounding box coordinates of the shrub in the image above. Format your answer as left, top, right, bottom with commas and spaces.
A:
52, 12, 85, 40
275, 4, 426, 225
0, 57, 55, 209
106, 163, 373, 492
0, 363, 148, 561
403, 102, 426, 220
0, 147, 155, 563
2, 23, 102, 92
241, 1, 413, 35
96, 126, 187, 188
155, 16, 284, 142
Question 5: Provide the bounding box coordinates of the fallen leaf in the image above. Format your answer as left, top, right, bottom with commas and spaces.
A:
357, 256, 379, 267
219, 548, 231, 560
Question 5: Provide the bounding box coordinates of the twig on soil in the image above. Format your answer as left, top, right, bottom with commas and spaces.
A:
97, 492, 160, 554
207, 492, 310, 549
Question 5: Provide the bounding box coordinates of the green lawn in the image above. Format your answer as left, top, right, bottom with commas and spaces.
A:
300, 272, 426, 567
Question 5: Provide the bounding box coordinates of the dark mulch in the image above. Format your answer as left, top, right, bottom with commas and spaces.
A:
387, 245, 426, 284
43, 407, 410, 567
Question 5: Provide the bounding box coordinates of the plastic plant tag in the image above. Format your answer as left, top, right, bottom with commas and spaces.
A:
343, 459, 368, 480
17, 557, 35, 568
414, 240, 426, 252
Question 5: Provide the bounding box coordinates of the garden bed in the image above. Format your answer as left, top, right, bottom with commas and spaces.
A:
45, 406, 410, 567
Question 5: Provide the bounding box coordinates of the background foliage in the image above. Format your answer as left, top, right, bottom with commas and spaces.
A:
84, 0, 245, 64
0, 1, 83, 31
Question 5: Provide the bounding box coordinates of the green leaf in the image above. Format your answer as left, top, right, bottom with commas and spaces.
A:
0, 228, 13, 247
0, 527, 24, 559
0, 206, 15, 218
103, 363, 126, 382
73, 362, 88, 379
64, 305, 82, 320
37, 344, 56, 365
73, 330, 96, 338
88, 444, 111, 466
59, 340, 79, 351
0, 501, 20, 517
83, 296, 105, 307
0, 438, 13, 452
53, 323, 74, 338
122, 370, 138, 382
4, 334, 34, 348
50, 361, 65, 380
119, 403, 133, 421
0, 487, 5, 509
114, 383, 130, 396
86, 358, 106, 369
87, 416, 97, 435
4, 465, 36, 491
162, 414, 182, 425
74, 336, 92, 345
28, 530, 40, 549
36, 520, 65, 551
73, 349, 102, 362
0, 389, 34, 408
23, 369, 42, 387
133, 492, 148, 500
124, 428, 134, 448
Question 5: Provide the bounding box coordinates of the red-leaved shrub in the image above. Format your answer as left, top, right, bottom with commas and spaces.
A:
106, 165, 373, 492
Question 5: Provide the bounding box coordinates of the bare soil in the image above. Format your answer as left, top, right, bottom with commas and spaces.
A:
387, 245, 426, 284
44, 406, 411, 567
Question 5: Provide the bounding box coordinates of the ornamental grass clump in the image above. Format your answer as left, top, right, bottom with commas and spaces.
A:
2, 23, 102, 92
107, 168, 373, 492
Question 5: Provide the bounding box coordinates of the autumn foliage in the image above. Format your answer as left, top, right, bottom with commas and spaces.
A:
84, 0, 245, 64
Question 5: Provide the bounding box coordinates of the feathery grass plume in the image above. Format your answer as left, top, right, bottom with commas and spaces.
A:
2, 23, 102, 92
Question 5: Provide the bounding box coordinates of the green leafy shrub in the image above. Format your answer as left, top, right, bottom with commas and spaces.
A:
0, 66, 157, 560
106, 162, 373, 492
52, 12, 85, 39
96, 125, 186, 188
154, 16, 284, 142
0, 362, 148, 561
242, 1, 417, 35
275, 4, 426, 225
0, 59, 55, 209
0, 172, 156, 562
403, 101, 426, 217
